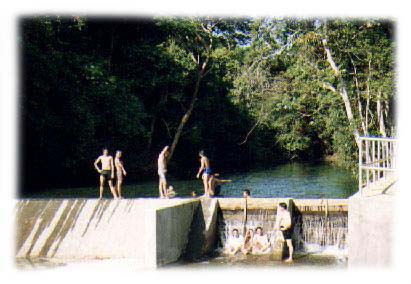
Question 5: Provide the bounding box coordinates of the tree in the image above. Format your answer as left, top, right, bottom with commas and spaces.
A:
157, 17, 251, 162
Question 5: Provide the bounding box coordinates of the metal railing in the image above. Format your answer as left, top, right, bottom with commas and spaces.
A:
358, 136, 398, 196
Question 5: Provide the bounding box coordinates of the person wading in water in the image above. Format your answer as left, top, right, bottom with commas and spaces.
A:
275, 202, 293, 262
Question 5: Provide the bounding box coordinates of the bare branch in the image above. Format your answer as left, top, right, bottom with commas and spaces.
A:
322, 38, 341, 76
189, 53, 198, 64
161, 118, 172, 139
321, 82, 337, 93
238, 119, 261, 145
238, 105, 265, 145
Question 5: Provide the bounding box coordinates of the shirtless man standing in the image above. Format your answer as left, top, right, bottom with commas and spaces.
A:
157, 146, 169, 198
114, 150, 127, 198
94, 148, 118, 199
196, 150, 212, 197
275, 202, 293, 262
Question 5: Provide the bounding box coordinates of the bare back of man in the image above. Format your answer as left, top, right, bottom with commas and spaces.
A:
196, 150, 212, 197
157, 146, 169, 198
208, 174, 232, 196
114, 150, 127, 198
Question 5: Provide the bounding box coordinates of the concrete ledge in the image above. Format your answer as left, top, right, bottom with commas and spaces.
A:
217, 198, 347, 212
217, 198, 290, 210
15, 198, 199, 268
348, 194, 393, 266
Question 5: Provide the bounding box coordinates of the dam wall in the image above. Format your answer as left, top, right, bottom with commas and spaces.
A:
155, 200, 199, 266
348, 193, 394, 266
15, 197, 348, 268
15, 198, 200, 268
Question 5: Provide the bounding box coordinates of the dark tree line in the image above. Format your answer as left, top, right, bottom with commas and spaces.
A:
19, 16, 395, 195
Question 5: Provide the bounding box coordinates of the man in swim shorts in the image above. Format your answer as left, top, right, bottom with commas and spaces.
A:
94, 148, 118, 199
158, 146, 169, 198
196, 150, 213, 197
275, 202, 293, 262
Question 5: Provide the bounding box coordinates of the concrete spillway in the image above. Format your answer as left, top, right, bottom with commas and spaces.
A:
15, 198, 200, 268
15, 197, 348, 268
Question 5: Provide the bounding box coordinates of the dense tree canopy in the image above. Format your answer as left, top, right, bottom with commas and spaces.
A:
19, 16, 395, 195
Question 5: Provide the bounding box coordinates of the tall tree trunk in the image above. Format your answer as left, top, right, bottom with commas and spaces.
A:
322, 38, 360, 149
365, 80, 370, 136
166, 21, 213, 162
377, 92, 387, 137
147, 93, 168, 150
352, 61, 367, 135
167, 69, 204, 162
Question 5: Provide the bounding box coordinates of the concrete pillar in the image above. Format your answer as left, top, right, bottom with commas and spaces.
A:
184, 198, 219, 259
348, 195, 393, 266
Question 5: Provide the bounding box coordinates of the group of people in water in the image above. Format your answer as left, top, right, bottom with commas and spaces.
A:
94, 145, 230, 198
224, 202, 294, 262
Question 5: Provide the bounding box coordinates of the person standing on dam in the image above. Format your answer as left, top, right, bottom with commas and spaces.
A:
275, 202, 293, 262
94, 148, 118, 199
157, 146, 170, 198
196, 150, 213, 197
114, 150, 127, 198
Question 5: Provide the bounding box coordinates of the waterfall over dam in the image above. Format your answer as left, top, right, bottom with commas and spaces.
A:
217, 198, 347, 256
15, 197, 348, 268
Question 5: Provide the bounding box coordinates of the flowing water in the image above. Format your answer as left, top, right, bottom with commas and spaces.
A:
25, 162, 357, 198
214, 208, 348, 268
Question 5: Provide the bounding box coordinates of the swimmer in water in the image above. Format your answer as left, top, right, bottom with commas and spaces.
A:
241, 228, 254, 255
208, 173, 232, 196
225, 228, 244, 256
252, 227, 270, 254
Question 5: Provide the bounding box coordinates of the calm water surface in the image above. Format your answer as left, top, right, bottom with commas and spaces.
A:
27, 162, 357, 199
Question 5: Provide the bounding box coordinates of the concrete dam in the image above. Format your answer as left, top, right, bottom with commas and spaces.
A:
15, 197, 349, 268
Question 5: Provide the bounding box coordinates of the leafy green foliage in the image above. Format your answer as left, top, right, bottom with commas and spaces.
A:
19, 16, 395, 194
